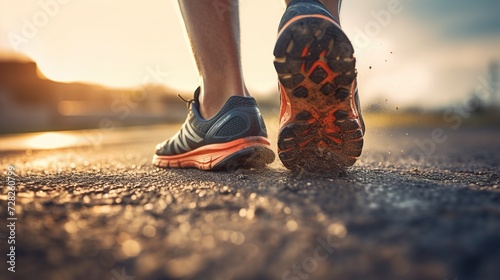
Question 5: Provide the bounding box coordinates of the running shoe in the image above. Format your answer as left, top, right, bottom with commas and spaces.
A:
153, 88, 275, 171
274, 0, 365, 172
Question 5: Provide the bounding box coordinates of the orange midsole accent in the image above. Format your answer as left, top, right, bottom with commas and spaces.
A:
155, 137, 271, 162
279, 83, 292, 126
350, 81, 360, 119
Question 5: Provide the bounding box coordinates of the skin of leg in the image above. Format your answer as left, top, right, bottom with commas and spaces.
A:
284, 0, 341, 21
178, 0, 248, 119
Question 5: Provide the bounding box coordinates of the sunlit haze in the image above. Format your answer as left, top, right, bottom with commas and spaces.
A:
1, 0, 499, 108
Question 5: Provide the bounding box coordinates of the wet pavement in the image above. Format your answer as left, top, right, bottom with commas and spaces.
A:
0, 121, 499, 280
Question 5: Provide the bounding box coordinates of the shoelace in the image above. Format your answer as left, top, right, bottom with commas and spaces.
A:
177, 94, 195, 109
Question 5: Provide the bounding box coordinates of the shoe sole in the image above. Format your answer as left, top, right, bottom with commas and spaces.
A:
152, 136, 275, 171
274, 14, 364, 172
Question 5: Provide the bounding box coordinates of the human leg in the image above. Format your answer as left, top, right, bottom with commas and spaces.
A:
152, 0, 274, 170
178, 0, 248, 119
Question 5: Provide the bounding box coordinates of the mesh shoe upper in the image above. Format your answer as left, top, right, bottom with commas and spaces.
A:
155, 88, 268, 156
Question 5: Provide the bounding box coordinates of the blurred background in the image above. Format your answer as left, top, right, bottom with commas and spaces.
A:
0, 0, 499, 135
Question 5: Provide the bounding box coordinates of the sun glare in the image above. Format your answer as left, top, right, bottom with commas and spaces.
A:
24, 132, 80, 150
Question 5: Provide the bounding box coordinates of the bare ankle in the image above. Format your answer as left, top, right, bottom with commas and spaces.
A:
196, 82, 248, 118
198, 99, 223, 120
198, 88, 249, 120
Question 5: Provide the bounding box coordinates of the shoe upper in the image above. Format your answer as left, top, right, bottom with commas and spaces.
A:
279, 0, 340, 31
155, 88, 269, 156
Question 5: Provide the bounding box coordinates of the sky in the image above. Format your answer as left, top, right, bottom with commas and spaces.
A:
1, 0, 499, 109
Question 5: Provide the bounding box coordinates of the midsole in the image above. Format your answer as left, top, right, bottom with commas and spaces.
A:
154, 136, 271, 161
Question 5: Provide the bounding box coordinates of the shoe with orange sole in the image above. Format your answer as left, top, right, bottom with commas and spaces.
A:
274, 0, 365, 172
153, 88, 275, 171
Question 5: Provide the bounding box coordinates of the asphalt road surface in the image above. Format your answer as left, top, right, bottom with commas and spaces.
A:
0, 121, 499, 280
